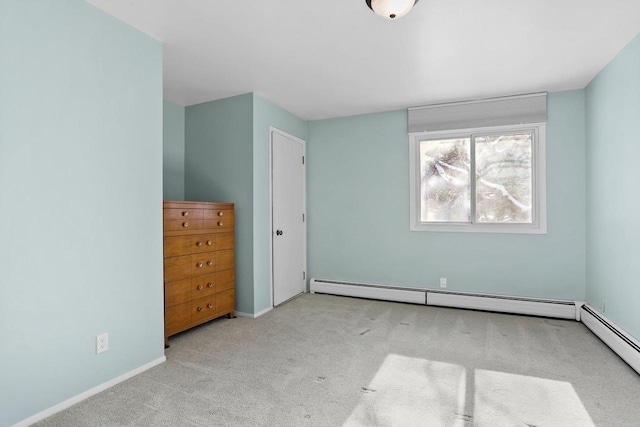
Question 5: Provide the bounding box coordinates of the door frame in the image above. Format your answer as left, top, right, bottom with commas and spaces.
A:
269, 126, 307, 308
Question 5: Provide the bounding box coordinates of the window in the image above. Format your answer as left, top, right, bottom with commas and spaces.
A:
409, 123, 546, 233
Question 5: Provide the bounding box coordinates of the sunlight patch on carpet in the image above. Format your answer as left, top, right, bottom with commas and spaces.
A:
344, 354, 467, 426
344, 354, 594, 426
474, 369, 594, 426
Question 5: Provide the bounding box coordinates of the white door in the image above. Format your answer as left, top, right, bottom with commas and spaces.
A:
271, 129, 306, 306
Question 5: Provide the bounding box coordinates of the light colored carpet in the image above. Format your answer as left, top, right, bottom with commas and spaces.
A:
37, 294, 640, 426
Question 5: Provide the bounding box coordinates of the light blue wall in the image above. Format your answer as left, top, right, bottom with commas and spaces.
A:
163, 100, 185, 200
0, 1, 164, 425
184, 94, 254, 314
184, 93, 306, 315
585, 34, 640, 340
252, 94, 307, 312
307, 91, 586, 300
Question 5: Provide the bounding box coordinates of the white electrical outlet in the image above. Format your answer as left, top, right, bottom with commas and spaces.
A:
96, 333, 108, 354
440, 278, 447, 288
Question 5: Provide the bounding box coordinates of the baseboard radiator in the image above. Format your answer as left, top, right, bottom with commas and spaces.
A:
581, 304, 640, 374
426, 290, 578, 320
309, 279, 426, 304
310, 278, 579, 320
310, 278, 640, 375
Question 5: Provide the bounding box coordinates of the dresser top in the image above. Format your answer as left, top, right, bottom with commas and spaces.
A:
164, 200, 234, 210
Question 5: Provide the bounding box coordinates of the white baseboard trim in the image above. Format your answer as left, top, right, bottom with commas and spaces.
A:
236, 306, 273, 319
581, 304, 640, 375
13, 356, 166, 427
254, 306, 273, 318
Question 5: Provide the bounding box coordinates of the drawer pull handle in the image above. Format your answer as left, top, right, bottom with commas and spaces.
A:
207, 240, 213, 246
207, 260, 213, 266
207, 303, 213, 309
197, 306, 203, 312
207, 282, 213, 288
218, 211, 224, 217
182, 211, 189, 217
196, 241, 203, 246
218, 221, 223, 226
183, 222, 189, 228
197, 262, 203, 268
197, 285, 203, 290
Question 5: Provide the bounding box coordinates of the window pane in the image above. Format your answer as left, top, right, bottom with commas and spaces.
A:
419, 138, 470, 222
475, 133, 532, 223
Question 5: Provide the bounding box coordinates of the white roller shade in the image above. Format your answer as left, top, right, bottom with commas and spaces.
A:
408, 93, 547, 133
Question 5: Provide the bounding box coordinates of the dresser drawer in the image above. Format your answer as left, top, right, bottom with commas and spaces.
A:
216, 289, 235, 313
216, 232, 234, 251
164, 208, 203, 220
216, 269, 234, 293
165, 303, 191, 336
164, 219, 203, 232
191, 234, 216, 254
165, 278, 191, 308
216, 249, 234, 271
192, 274, 216, 298
191, 253, 216, 274
204, 209, 233, 221
192, 296, 217, 322
203, 210, 234, 230
164, 255, 192, 282
167, 234, 219, 255
164, 236, 191, 258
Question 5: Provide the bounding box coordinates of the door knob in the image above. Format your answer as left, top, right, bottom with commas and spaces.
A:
276, 230, 283, 236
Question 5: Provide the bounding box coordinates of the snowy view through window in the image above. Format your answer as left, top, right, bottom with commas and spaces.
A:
420, 138, 470, 222
420, 133, 533, 223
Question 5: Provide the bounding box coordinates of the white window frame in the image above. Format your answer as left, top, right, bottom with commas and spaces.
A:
409, 123, 547, 234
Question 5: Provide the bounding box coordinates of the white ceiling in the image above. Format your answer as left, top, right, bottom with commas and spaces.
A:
87, 0, 640, 121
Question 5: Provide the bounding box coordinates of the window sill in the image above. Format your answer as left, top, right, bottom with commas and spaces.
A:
410, 222, 547, 234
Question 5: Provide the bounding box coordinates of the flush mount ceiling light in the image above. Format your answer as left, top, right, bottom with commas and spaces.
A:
366, 0, 419, 20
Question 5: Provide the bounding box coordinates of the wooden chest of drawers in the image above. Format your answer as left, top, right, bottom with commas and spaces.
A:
163, 201, 235, 345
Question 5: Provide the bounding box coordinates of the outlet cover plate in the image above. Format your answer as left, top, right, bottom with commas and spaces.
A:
97, 333, 108, 354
